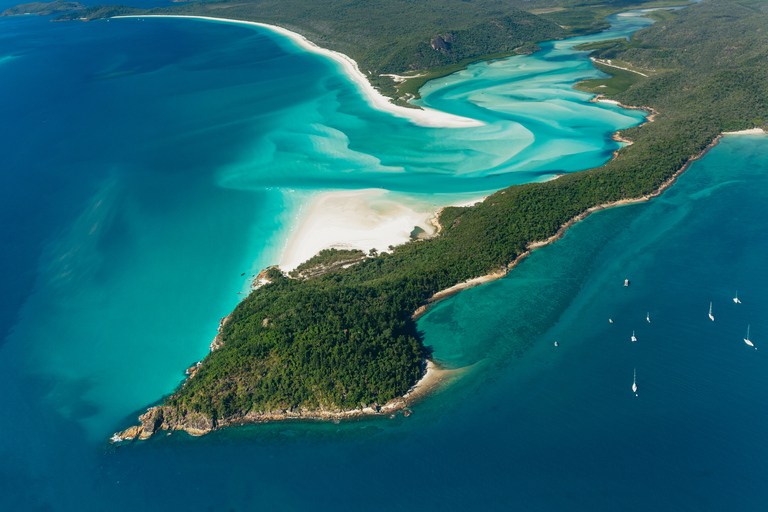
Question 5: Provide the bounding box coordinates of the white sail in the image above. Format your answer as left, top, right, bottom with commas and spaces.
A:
745, 325, 755, 349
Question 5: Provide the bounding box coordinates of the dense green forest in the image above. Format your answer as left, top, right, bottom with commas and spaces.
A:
153, 0, 768, 424
56, 0, 690, 102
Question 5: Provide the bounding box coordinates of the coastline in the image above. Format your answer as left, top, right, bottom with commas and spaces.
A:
114, 15, 484, 129
591, 95, 659, 126
112, 359, 458, 441
411, 122, 766, 320
722, 128, 767, 135
592, 95, 659, 151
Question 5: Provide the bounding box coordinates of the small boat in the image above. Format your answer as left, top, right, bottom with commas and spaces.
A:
632, 368, 638, 395
646, 312, 650, 323
631, 330, 637, 342
733, 291, 741, 304
708, 302, 714, 322
624, 279, 630, 287
554, 341, 559, 347
609, 318, 613, 323
745, 325, 756, 349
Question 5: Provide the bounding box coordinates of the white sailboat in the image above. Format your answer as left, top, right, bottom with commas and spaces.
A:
631, 330, 637, 342
708, 302, 715, 321
744, 325, 756, 349
646, 312, 650, 323
632, 368, 638, 395
733, 291, 741, 304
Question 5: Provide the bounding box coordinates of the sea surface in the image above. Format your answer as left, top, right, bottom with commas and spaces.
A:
1, 6, 766, 511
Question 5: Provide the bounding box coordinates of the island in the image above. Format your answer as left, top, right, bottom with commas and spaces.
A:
99, 0, 767, 440
2, 0, 83, 16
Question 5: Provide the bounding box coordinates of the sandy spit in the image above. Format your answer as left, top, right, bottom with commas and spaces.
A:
279, 189, 437, 272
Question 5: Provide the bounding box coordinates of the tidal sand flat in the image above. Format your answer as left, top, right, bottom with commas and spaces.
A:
279, 188, 437, 271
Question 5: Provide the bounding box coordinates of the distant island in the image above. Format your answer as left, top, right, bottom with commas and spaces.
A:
75, 0, 765, 441
2, 0, 83, 16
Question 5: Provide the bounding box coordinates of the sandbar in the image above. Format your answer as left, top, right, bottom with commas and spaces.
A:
279, 189, 437, 271
115, 15, 484, 129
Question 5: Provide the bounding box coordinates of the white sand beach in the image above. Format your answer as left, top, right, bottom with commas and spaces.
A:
723, 128, 767, 135
116, 15, 483, 129
279, 190, 491, 272
279, 189, 437, 271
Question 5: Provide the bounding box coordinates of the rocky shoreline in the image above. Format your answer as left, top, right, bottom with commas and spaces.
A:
112, 360, 450, 442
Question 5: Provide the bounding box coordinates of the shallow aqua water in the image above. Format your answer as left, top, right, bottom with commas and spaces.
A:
2, 8, 766, 511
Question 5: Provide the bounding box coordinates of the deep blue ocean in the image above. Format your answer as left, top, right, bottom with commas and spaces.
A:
1, 6, 766, 511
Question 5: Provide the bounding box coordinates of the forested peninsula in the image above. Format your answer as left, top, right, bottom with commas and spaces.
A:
107, 0, 768, 440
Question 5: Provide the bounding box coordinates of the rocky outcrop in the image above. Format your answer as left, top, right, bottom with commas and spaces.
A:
109, 359, 456, 443
112, 406, 217, 441
430, 35, 452, 53
209, 314, 231, 351
111, 389, 416, 442
251, 266, 278, 289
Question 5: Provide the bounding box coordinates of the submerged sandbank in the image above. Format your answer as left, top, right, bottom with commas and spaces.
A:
115, 15, 483, 129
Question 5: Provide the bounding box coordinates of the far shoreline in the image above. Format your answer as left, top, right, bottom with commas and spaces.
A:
114, 15, 484, 129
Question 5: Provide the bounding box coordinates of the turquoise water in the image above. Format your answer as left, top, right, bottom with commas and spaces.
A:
415, 133, 768, 510
2, 8, 766, 511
